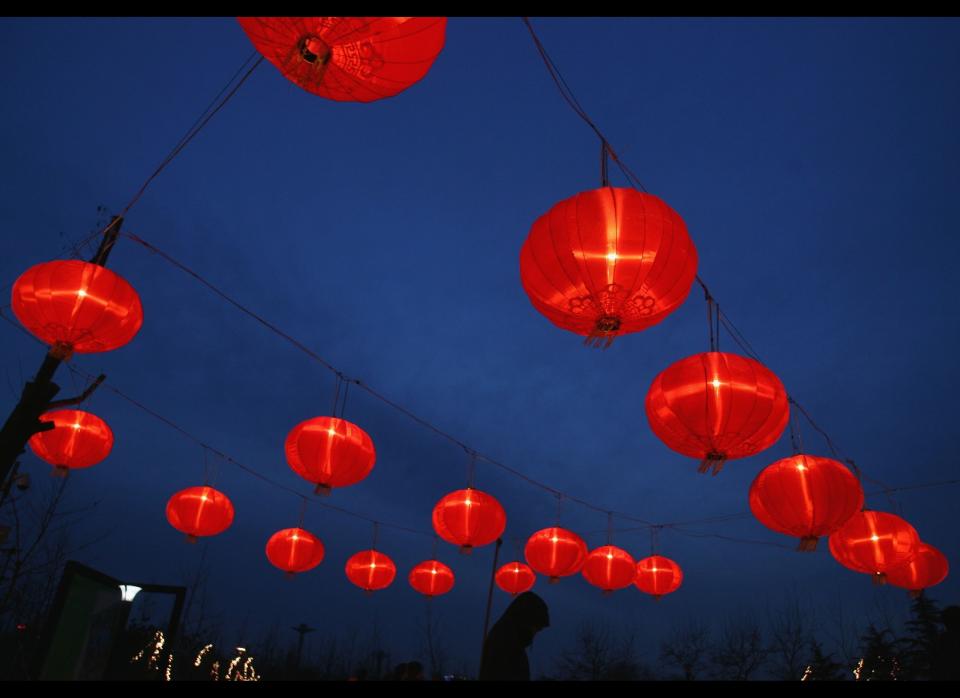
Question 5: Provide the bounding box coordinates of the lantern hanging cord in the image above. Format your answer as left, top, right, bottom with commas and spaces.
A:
521, 18, 648, 193
331, 373, 342, 417
70, 51, 265, 257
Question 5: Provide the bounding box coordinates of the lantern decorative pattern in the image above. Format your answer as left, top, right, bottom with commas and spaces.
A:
237, 17, 447, 102
408, 560, 455, 597
345, 549, 396, 592
520, 187, 698, 348
432, 487, 506, 553
749, 454, 863, 551
885, 542, 949, 597
12, 260, 143, 357
166, 486, 235, 542
645, 351, 789, 474
525, 527, 588, 582
634, 555, 683, 598
265, 527, 325, 575
27, 409, 113, 475
285, 416, 375, 495
582, 545, 636, 593
828, 510, 920, 584
495, 562, 536, 595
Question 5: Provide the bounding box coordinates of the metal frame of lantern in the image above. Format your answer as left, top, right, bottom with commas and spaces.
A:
524, 527, 588, 583
237, 17, 447, 103
408, 559, 455, 597
495, 561, 536, 596
634, 555, 683, 600
285, 415, 376, 495
828, 510, 920, 585
582, 545, 637, 595
27, 408, 114, 477
345, 549, 397, 594
885, 542, 949, 598
432, 485, 506, 554
166, 486, 235, 543
265, 527, 326, 577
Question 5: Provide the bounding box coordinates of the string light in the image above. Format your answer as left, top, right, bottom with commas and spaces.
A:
194, 643, 214, 667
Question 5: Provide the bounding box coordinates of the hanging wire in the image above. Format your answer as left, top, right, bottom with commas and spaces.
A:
466, 449, 477, 488
331, 373, 343, 417
297, 496, 308, 529
340, 378, 352, 419
606, 511, 614, 546
650, 525, 661, 555
788, 406, 804, 454
371, 521, 380, 550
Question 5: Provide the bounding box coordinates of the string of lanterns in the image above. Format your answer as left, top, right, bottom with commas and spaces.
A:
2, 16, 950, 606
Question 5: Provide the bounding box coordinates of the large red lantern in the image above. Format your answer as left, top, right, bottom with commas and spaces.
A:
582, 545, 636, 593
265, 527, 325, 575
749, 454, 863, 551
524, 527, 588, 583
408, 560, 455, 597
432, 488, 506, 553
885, 543, 949, 597
12, 260, 143, 357
645, 351, 789, 474
27, 409, 113, 475
828, 510, 920, 584
520, 187, 698, 348
345, 549, 396, 592
166, 486, 235, 542
285, 416, 375, 494
495, 562, 536, 596
634, 555, 683, 599
237, 17, 447, 102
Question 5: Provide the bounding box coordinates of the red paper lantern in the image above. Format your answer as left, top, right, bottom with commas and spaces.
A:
645, 351, 789, 474
885, 542, 949, 597
237, 17, 447, 102
582, 545, 636, 593
265, 527, 325, 575
12, 260, 143, 357
634, 555, 683, 598
166, 486, 235, 542
345, 549, 396, 592
828, 510, 920, 584
27, 409, 113, 475
749, 454, 863, 551
432, 488, 506, 553
524, 527, 588, 582
408, 560, 455, 597
495, 562, 536, 595
520, 187, 697, 348
285, 416, 375, 494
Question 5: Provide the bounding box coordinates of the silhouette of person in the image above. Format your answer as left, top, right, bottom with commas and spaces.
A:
931, 605, 960, 681
479, 591, 550, 681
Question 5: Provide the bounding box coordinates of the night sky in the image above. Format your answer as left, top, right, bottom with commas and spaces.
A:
1, 17, 958, 677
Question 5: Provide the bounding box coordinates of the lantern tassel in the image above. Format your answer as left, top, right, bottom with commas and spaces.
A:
797, 536, 819, 552
459, 544, 473, 556
314, 483, 332, 497
548, 576, 560, 585
49, 341, 74, 361
872, 572, 887, 586
51, 465, 70, 479
697, 452, 727, 475
909, 589, 923, 599
583, 316, 621, 349
185, 534, 199, 545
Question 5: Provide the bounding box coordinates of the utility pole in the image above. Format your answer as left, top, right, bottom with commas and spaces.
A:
479, 537, 503, 674
291, 623, 315, 672
0, 216, 120, 488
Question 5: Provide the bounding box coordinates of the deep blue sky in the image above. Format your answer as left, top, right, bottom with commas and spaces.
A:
1, 17, 958, 676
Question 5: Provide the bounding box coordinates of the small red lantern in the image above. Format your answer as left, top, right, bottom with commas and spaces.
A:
285, 416, 375, 494
520, 187, 698, 348
12, 260, 143, 357
28, 409, 113, 476
582, 545, 636, 594
749, 454, 863, 551
634, 555, 683, 599
495, 562, 536, 595
265, 527, 325, 575
828, 510, 920, 584
345, 549, 396, 592
524, 527, 588, 583
166, 486, 235, 543
885, 543, 949, 597
645, 351, 789, 474
432, 488, 506, 553
408, 560, 455, 597
237, 17, 447, 102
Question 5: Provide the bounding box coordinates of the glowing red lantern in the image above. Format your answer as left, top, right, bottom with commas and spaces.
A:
166, 486, 235, 542
432, 488, 506, 553
582, 545, 636, 593
265, 527, 325, 575
408, 560, 455, 597
27, 409, 113, 475
237, 17, 447, 102
285, 416, 375, 494
345, 549, 396, 592
886, 542, 949, 597
524, 527, 588, 583
828, 510, 920, 584
520, 187, 698, 348
495, 562, 536, 595
749, 454, 863, 551
645, 351, 789, 474
634, 555, 683, 598
12, 260, 143, 357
